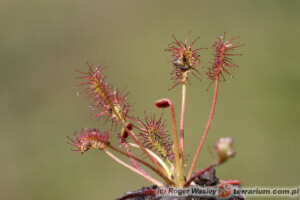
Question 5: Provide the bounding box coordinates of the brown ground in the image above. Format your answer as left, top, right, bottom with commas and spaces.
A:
117, 169, 247, 200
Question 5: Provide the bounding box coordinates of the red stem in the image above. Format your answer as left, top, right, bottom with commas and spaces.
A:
168, 99, 181, 172
219, 180, 241, 185
123, 142, 148, 176
104, 149, 163, 186
106, 144, 171, 185
187, 78, 219, 179
180, 81, 187, 160
157, 98, 184, 186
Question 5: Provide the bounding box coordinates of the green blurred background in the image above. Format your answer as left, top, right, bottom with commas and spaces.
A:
1, 0, 299, 199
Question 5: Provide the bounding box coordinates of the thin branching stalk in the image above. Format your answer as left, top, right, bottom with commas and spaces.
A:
107, 144, 172, 184
163, 99, 184, 187
180, 72, 188, 164
187, 77, 220, 179
128, 143, 172, 180
123, 142, 148, 175
219, 180, 241, 185
104, 149, 164, 187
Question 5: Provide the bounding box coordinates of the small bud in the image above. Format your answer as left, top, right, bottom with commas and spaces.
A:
120, 122, 133, 139
155, 99, 170, 108
215, 137, 235, 164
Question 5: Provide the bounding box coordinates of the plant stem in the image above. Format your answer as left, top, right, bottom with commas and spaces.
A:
128, 143, 172, 180
184, 162, 218, 187
180, 73, 187, 162
219, 180, 241, 185
164, 99, 184, 187
123, 142, 148, 175
107, 144, 172, 185
104, 149, 164, 187
187, 77, 220, 180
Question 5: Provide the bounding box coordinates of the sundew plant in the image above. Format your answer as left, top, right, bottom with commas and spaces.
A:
67, 31, 244, 199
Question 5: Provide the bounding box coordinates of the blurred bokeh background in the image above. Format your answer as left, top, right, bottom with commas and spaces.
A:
1, 0, 299, 199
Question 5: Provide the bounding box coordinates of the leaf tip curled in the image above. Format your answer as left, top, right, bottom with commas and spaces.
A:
155, 99, 170, 108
